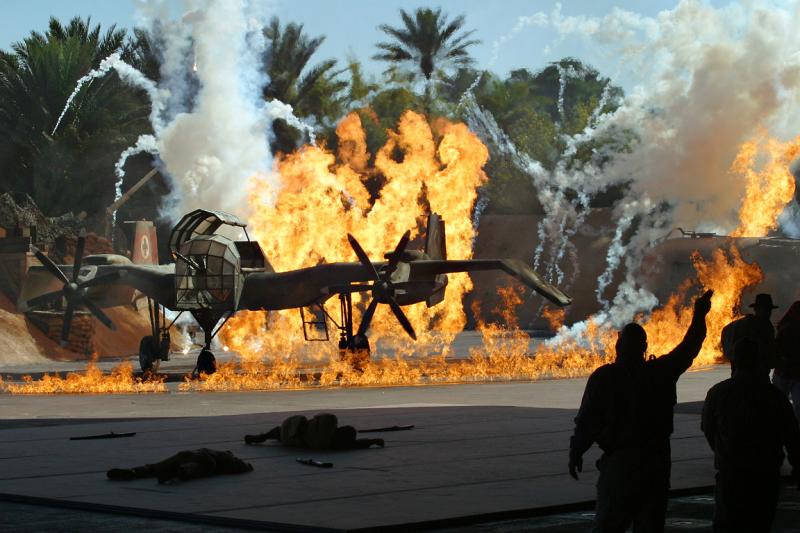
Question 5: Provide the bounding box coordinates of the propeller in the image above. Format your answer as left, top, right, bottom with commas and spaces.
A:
345, 231, 417, 340
27, 230, 117, 346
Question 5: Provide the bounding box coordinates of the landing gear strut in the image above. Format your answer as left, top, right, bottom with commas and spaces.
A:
299, 293, 371, 369
189, 309, 233, 377
138, 298, 172, 373
333, 293, 371, 370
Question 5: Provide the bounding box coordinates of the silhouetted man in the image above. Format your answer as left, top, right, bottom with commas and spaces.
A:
244, 413, 384, 449
720, 293, 776, 373
569, 289, 713, 532
702, 338, 800, 532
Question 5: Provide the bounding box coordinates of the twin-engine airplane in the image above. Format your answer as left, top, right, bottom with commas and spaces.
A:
19, 209, 572, 372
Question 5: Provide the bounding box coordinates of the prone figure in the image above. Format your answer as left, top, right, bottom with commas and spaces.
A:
245, 413, 384, 450
107, 448, 253, 484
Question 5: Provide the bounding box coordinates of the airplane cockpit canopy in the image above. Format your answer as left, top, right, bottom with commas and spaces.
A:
170, 209, 259, 311
169, 209, 246, 255
175, 234, 243, 310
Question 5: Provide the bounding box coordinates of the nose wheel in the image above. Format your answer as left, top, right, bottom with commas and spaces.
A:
194, 348, 217, 376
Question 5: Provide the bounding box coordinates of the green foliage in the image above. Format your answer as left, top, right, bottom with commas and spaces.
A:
373, 7, 479, 81
373, 7, 479, 112
0, 10, 633, 231
263, 17, 347, 153
443, 59, 626, 214
0, 17, 151, 221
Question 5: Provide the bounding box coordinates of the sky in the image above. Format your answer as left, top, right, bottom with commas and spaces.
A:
0, 0, 709, 88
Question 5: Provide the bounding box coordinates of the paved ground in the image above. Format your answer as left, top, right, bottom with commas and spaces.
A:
3, 486, 800, 532
0, 404, 720, 531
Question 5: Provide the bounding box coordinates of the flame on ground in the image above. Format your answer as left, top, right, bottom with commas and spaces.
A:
1, 361, 166, 394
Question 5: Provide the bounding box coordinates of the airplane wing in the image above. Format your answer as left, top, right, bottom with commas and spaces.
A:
19, 263, 176, 312
409, 259, 573, 307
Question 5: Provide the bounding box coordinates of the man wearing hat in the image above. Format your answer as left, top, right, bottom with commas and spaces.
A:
721, 293, 777, 374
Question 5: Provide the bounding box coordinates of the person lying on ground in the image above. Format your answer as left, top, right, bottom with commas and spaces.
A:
245, 413, 384, 450
107, 448, 253, 484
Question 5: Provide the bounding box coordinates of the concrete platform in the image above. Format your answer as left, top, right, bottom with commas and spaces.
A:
0, 406, 716, 531
0, 367, 761, 531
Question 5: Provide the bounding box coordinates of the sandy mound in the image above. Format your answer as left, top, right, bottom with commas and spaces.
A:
0, 292, 153, 365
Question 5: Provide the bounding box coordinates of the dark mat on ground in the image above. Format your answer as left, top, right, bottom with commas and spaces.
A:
0, 405, 749, 532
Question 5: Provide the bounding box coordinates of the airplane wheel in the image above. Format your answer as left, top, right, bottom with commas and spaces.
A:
139, 336, 157, 373
343, 335, 371, 372
158, 332, 171, 361
195, 348, 217, 376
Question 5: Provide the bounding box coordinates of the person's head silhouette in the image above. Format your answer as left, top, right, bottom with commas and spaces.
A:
750, 293, 777, 321
616, 323, 648, 364
732, 337, 759, 376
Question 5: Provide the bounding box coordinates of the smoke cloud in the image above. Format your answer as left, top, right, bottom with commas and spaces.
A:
464, 1, 800, 335
535, 0, 800, 232
132, 0, 277, 222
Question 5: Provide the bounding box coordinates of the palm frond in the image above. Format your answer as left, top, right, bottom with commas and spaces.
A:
373, 7, 478, 86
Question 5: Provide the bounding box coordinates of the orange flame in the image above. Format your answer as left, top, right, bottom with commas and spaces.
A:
1, 361, 166, 394
221, 110, 488, 357
643, 246, 763, 365
541, 306, 567, 332
732, 134, 800, 237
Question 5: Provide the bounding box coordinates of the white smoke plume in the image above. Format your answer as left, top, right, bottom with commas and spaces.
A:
53, 52, 164, 136
135, 0, 276, 221
51, 0, 316, 226
509, 0, 800, 338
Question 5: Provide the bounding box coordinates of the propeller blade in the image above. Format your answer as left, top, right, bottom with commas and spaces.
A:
26, 290, 63, 309
387, 297, 417, 340
356, 298, 379, 337
32, 247, 69, 285
78, 270, 125, 289
385, 230, 411, 279
60, 305, 75, 345
83, 298, 116, 331
324, 283, 373, 295
72, 229, 86, 282
347, 234, 381, 281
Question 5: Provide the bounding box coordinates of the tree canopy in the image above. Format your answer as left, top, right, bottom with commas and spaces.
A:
0, 17, 151, 220
263, 17, 347, 154
0, 9, 629, 243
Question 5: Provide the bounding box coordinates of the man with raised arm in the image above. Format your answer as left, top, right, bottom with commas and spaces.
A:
569, 289, 713, 532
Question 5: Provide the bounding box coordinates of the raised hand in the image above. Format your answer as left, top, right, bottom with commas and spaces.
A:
694, 289, 714, 317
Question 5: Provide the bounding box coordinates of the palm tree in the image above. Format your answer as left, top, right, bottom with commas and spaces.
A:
0, 17, 150, 222
373, 8, 479, 107
263, 17, 347, 154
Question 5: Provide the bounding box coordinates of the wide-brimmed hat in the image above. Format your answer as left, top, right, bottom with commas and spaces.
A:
749, 293, 778, 309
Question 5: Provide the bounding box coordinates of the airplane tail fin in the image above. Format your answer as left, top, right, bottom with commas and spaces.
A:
130, 220, 158, 265
424, 213, 447, 307
424, 213, 447, 260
